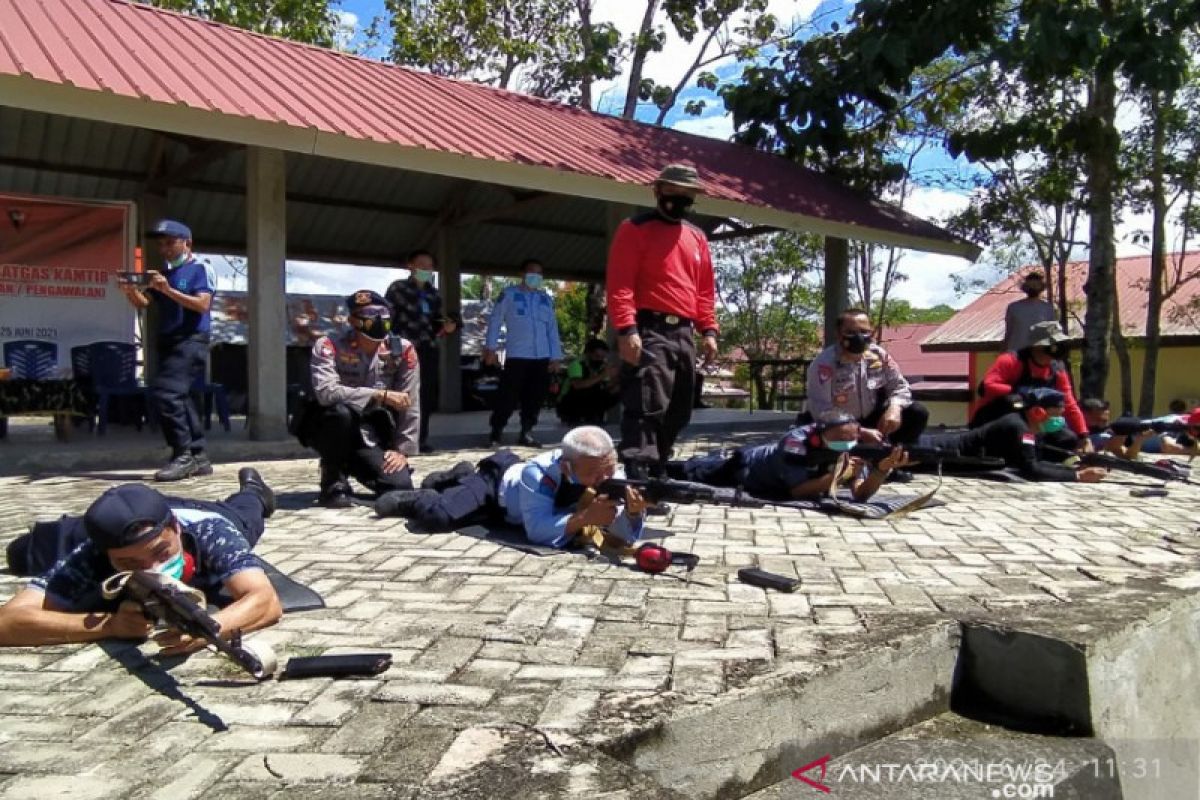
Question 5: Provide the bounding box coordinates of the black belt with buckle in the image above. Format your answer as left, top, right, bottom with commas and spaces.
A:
637, 309, 692, 328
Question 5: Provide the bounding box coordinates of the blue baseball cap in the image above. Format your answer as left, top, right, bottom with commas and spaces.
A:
83, 484, 174, 550
146, 219, 192, 240
1023, 387, 1066, 408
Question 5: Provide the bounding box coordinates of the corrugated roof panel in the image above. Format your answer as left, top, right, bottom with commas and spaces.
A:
0, 0, 977, 256
923, 253, 1200, 351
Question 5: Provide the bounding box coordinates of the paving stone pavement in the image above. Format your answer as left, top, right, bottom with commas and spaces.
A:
0, 432, 1198, 799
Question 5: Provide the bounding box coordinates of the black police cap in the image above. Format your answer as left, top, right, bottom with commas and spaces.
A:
83, 484, 174, 551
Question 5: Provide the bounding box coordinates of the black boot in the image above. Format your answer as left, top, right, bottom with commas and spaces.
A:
238, 467, 277, 518
192, 451, 214, 476
154, 452, 198, 482
318, 463, 352, 509
376, 489, 438, 518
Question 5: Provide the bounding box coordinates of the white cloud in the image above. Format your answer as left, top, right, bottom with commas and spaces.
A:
670, 114, 735, 140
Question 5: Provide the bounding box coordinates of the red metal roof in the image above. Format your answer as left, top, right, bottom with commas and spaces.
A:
922, 252, 1200, 352
0, 0, 977, 257
878, 323, 968, 379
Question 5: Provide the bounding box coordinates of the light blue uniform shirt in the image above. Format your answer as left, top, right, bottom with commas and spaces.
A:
498, 450, 644, 548
485, 286, 563, 360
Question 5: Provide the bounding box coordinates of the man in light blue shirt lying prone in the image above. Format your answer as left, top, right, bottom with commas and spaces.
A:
376, 426, 647, 547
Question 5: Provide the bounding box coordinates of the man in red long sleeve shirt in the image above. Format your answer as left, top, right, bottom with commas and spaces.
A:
606, 163, 719, 473
972, 320, 1090, 450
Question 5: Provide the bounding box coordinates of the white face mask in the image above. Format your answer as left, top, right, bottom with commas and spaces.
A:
167, 253, 189, 269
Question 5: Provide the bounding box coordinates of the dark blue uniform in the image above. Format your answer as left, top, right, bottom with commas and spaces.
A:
152, 256, 215, 458
674, 424, 835, 500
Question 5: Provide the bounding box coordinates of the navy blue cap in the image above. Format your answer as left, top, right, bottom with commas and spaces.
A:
146, 219, 192, 240
1024, 387, 1066, 408
347, 289, 390, 315
83, 484, 174, 550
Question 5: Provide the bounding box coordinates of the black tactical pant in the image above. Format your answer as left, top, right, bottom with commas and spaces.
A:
619, 313, 696, 469
490, 358, 550, 435
307, 402, 413, 495
417, 343, 439, 446
5, 490, 268, 578
154, 333, 208, 455
409, 451, 522, 532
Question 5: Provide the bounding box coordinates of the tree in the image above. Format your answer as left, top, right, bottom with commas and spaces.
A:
1124, 37, 1200, 415
711, 232, 823, 408
149, 0, 341, 46
386, 0, 621, 104
550, 282, 591, 358
722, 0, 1200, 400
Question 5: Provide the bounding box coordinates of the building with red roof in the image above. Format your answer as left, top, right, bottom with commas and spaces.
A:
922, 253, 1200, 416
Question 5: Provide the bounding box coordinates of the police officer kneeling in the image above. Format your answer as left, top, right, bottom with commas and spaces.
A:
295, 290, 420, 508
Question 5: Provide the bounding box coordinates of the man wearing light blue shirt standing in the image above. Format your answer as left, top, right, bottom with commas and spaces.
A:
484, 259, 563, 447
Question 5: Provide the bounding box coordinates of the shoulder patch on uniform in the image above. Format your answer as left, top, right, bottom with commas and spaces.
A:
1021, 433, 1036, 446
319, 338, 335, 357
539, 474, 558, 491
404, 343, 417, 369
818, 364, 833, 383
781, 432, 809, 456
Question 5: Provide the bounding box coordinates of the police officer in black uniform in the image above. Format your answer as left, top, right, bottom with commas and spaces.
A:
119, 219, 215, 482
296, 290, 421, 508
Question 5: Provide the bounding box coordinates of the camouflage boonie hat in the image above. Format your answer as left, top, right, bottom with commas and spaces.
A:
655, 163, 703, 190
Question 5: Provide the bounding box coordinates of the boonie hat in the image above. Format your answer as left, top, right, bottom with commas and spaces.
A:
655, 163, 703, 191
84, 484, 174, 550
1027, 320, 1067, 350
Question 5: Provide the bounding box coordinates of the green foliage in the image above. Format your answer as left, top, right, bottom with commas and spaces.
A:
461, 274, 506, 301
881, 301, 956, 326
386, 0, 618, 101
149, 0, 341, 46
550, 282, 590, 359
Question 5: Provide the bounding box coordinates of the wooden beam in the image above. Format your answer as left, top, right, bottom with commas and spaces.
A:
412, 179, 475, 251
450, 191, 557, 228
147, 141, 241, 193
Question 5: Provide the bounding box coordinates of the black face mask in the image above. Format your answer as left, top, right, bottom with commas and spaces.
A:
355, 314, 391, 341
588, 358, 606, 369
657, 194, 694, 221
842, 332, 871, 355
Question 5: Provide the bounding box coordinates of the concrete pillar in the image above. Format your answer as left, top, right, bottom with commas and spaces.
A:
824, 236, 850, 346
436, 229, 462, 412
604, 202, 634, 424
137, 193, 166, 381
245, 147, 288, 440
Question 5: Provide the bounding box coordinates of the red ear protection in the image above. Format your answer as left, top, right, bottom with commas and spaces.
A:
1027, 406, 1049, 425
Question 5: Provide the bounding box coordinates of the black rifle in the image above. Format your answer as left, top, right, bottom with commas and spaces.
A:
101, 570, 276, 680
1041, 445, 1194, 484
806, 444, 1005, 470
1107, 416, 1189, 437
595, 477, 766, 508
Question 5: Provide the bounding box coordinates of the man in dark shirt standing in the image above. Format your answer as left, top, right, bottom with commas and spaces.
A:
119, 219, 216, 482
386, 250, 457, 453
606, 164, 719, 476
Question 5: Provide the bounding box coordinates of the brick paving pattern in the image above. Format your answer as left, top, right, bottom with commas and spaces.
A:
0, 433, 1197, 798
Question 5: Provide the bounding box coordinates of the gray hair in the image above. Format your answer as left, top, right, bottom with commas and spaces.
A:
560, 426, 615, 460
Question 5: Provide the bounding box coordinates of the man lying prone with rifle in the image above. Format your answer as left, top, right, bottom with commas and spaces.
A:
1082, 398, 1200, 459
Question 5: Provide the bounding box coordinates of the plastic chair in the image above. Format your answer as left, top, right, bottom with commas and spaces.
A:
88, 341, 150, 435
70, 345, 97, 431
2, 340, 58, 379
192, 373, 232, 432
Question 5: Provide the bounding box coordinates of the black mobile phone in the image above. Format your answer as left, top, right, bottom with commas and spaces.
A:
737, 567, 800, 593
1129, 488, 1169, 498
280, 653, 393, 680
